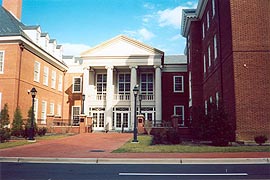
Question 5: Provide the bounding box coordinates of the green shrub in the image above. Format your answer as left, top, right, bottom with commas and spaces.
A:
152, 128, 182, 145
0, 128, 11, 143
254, 135, 268, 146
37, 127, 47, 136
11, 107, 24, 137
0, 103, 10, 128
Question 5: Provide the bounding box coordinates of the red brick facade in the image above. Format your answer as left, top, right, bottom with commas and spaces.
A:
182, 0, 270, 141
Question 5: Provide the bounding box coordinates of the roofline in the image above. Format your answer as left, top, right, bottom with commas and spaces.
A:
181, 0, 209, 37
0, 35, 68, 71
80, 35, 164, 56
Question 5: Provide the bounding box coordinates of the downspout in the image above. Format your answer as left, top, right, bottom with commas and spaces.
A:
62, 70, 67, 120
17, 42, 24, 108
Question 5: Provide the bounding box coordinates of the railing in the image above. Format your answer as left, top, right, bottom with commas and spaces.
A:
114, 94, 130, 101
140, 94, 154, 101
90, 94, 155, 101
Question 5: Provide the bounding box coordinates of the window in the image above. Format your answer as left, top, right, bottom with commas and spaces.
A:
202, 22, 205, 39
41, 101, 47, 124
96, 74, 106, 95
43, 66, 49, 86
207, 11, 210, 29
118, 73, 130, 95
49, 103, 54, 115
203, 54, 206, 73
174, 76, 184, 92
0, 51, 5, 73
189, 72, 192, 106
34, 61, 40, 82
141, 73, 154, 95
34, 99, 38, 122
216, 92, 219, 108
58, 75, 63, 91
212, 0, 216, 17
57, 104, 61, 116
51, 70, 56, 89
214, 35, 217, 60
210, 96, 213, 104
73, 77, 82, 93
72, 106, 80, 124
208, 45, 211, 67
174, 106, 184, 126
205, 100, 208, 115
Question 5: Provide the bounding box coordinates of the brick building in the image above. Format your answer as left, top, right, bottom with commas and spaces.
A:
181, 0, 270, 141
0, 0, 68, 125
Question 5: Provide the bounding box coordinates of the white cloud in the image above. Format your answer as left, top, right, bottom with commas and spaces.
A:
157, 6, 187, 29
170, 34, 181, 41
123, 28, 155, 41
62, 43, 91, 56
143, 2, 155, 10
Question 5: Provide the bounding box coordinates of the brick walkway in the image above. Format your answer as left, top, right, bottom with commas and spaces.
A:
0, 133, 269, 159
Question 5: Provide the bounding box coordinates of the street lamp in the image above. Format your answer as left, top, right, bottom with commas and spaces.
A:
81, 94, 85, 114
132, 85, 139, 143
28, 87, 37, 141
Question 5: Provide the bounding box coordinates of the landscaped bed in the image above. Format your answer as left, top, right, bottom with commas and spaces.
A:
113, 135, 270, 153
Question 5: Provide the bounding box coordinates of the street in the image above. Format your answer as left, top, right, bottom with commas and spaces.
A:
1, 163, 270, 180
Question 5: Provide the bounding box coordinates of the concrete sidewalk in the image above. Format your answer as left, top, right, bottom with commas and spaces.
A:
0, 133, 269, 163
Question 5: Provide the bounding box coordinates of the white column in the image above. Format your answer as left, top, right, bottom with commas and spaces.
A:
155, 65, 162, 124
130, 66, 137, 130
83, 67, 90, 115
105, 66, 114, 130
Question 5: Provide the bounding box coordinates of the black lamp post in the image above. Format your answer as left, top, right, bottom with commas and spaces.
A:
132, 85, 139, 143
139, 94, 142, 114
81, 94, 85, 114
28, 87, 37, 141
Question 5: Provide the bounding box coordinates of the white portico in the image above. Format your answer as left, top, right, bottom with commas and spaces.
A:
80, 35, 164, 131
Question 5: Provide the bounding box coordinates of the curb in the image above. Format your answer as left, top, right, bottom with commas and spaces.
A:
0, 157, 269, 164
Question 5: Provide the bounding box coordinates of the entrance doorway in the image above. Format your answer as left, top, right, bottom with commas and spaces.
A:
91, 108, 105, 131
113, 107, 130, 131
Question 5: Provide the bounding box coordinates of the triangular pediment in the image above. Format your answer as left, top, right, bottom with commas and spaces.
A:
80, 35, 163, 57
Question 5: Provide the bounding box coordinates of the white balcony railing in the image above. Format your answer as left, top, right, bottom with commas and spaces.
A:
90, 94, 155, 101
114, 94, 130, 101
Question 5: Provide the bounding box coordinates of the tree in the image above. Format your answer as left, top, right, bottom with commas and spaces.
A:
0, 103, 10, 128
11, 107, 24, 137
0, 104, 11, 142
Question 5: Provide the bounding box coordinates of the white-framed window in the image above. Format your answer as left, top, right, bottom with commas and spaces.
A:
96, 74, 107, 95
208, 45, 211, 67
49, 103, 54, 115
72, 106, 80, 124
34, 61, 40, 82
210, 96, 213, 104
189, 72, 192, 106
214, 35, 217, 60
216, 91, 219, 108
212, 0, 215, 17
174, 105, 185, 126
41, 101, 47, 124
57, 104, 61, 116
202, 22, 205, 39
203, 54, 206, 73
43, 66, 49, 86
34, 98, 38, 122
51, 70, 56, 89
73, 77, 82, 93
205, 100, 208, 115
174, 76, 184, 92
0, 51, 5, 74
141, 73, 154, 95
207, 11, 210, 29
58, 75, 63, 92
118, 73, 130, 95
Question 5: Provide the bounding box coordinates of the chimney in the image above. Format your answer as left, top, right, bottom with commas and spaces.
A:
2, 0, 22, 20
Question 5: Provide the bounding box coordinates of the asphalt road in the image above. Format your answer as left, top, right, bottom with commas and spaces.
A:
1, 163, 270, 180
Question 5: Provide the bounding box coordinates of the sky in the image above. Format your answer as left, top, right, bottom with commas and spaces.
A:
1, 0, 198, 55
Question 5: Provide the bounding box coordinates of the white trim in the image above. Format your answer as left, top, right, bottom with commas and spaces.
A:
34, 61, 40, 82
212, 0, 216, 17
173, 76, 184, 93
43, 66, 49, 86
41, 101, 47, 124
203, 54, 206, 73
202, 22, 205, 39
58, 74, 63, 92
205, 100, 208, 115
206, 11, 210, 29
49, 102, 54, 115
51, 70, 56, 89
208, 45, 211, 67
174, 105, 185, 126
216, 91, 219, 108
72, 77, 82, 93
0, 51, 5, 74
214, 34, 217, 60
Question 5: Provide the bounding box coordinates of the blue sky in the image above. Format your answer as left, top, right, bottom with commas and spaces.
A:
1, 0, 197, 55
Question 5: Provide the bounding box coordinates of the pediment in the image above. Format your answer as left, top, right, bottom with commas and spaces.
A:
81, 35, 163, 57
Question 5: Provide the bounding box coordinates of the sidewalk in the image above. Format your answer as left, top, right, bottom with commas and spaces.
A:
0, 133, 269, 163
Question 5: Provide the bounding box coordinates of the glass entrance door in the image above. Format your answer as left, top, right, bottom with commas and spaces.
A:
92, 112, 105, 131
115, 112, 129, 131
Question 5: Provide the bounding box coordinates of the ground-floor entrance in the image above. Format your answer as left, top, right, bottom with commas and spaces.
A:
113, 107, 130, 131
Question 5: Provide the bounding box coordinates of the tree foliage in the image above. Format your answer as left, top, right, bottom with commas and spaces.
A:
11, 107, 24, 137
0, 103, 10, 128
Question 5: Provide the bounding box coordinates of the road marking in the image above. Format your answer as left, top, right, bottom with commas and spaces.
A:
119, 173, 248, 176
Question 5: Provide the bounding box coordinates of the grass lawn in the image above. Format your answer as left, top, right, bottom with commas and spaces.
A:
0, 134, 73, 149
113, 135, 270, 153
